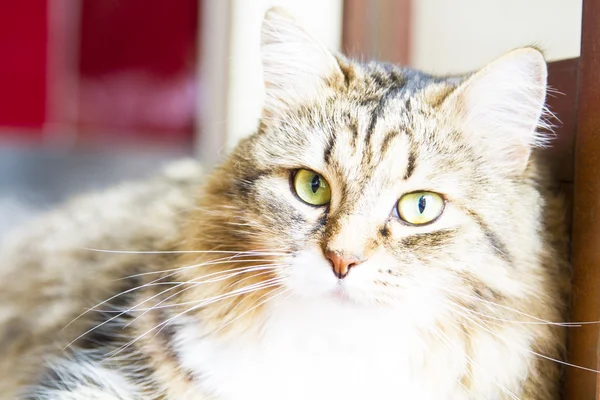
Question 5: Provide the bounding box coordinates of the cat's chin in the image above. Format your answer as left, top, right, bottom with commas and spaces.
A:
326, 284, 355, 303
299, 282, 395, 309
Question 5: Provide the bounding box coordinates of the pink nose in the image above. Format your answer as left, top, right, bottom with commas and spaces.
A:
326, 251, 363, 279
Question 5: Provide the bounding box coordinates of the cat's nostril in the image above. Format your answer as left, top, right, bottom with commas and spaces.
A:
326, 250, 363, 279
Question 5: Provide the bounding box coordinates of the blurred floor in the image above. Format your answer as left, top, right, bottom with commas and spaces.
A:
0, 145, 189, 238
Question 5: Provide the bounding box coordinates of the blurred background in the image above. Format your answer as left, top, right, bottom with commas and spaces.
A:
0, 0, 583, 235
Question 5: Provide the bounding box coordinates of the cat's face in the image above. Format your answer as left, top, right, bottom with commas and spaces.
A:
238, 95, 475, 313
195, 9, 548, 320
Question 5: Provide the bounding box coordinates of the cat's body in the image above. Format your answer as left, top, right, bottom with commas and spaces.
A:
0, 160, 204, 398
2, 9, 569, 400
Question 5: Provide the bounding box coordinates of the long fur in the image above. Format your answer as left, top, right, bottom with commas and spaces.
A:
2, 8, 570, 400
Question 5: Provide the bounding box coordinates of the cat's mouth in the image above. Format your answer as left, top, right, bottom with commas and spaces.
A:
327, 283, 353, 303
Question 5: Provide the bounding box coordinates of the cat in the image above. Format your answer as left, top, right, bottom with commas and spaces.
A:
1, 7, 570, 400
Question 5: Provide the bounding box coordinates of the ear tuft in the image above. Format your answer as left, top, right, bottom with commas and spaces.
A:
260, 7, 342, 114
443, 47, 549, 175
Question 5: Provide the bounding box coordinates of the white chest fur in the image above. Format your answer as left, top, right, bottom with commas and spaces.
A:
175, 296, 471, 400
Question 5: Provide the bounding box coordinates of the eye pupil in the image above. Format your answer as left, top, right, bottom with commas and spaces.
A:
311, 175, 320, 193
397, 191, 444, 225
418, 195, 427, 214
293, 169, 331, 206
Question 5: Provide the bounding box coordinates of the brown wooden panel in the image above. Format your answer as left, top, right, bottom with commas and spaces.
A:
544, 58, 579, 185
544, 58, 579, 237
342, 0, 411, 64
342, 0, 369, 60
564, 0, 600, 398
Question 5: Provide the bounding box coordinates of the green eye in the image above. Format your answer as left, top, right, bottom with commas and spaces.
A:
293, 169, 331, 206
397, 192, 445, 225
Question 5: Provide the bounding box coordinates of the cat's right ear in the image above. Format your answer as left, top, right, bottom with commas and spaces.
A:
260, 7, 343, 115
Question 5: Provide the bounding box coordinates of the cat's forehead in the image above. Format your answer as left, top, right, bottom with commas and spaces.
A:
318, 102, 452, 203
250, 63, 469, 201
306, 66, 459, 181
344, 61, 456, 102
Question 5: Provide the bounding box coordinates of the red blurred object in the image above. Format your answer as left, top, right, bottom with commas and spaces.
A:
78, 0, 198, 144
0, 1, 48, 136
0, 0, 198, 146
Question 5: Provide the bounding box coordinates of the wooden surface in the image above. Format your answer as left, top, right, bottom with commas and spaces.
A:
564, 0, 600, 398
544, 58, 579, 186
342, 0, 411, 64
544, 58, 579, 237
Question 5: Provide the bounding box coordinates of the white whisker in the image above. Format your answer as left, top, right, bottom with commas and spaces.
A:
206, 287, 290, 337
448, 303, 600, 375
65, 263, 286, 347
107, 279, 285, 358
83, 248, 289, 256
433, 326, 520, 400
124, 267, 287, 325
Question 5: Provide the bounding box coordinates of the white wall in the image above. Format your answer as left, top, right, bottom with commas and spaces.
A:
411, 0, 582, 74
227, 0, 343, 147
198, 0, 581, 163
197, 0, 343, 164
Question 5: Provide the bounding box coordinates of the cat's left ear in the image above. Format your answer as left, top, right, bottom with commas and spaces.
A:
260, 8, 344, 114
441, 48, 548, 175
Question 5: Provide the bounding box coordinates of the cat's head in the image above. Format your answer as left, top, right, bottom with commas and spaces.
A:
185, 8, 550, 323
